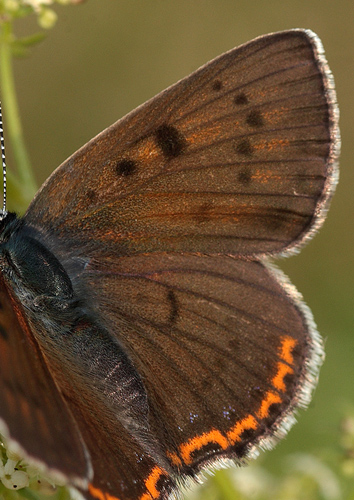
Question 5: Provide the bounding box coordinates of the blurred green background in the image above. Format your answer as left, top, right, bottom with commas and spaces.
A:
8, 0, 354, 497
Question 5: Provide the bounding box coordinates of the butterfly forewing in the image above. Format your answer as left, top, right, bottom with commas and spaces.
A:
26, 30, 338, 258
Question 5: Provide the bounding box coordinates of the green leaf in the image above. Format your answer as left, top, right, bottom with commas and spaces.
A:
18, 32, 47, 47
11, 32, 47, 57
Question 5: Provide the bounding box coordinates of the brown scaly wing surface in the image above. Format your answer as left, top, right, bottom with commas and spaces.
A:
80, 253, 322, 485
25, 30, 339, 258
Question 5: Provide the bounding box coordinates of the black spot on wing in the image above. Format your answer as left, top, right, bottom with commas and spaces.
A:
155, 124, 187, 158
212, 80, 223, 91
87, 189, 97, 202
238, 168, 252, 185
238, 427, 256, 443
246, 110, 264, 128
235, 139, 253, 157
259, 400, 284, 430
283, 371, 297, 391
116, 159, 137, 177
167, 290, 179, 324
234, 93, 249, 105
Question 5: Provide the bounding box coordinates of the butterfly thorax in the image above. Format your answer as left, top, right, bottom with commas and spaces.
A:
0, 212, 74, 305
0, 211, 153, 452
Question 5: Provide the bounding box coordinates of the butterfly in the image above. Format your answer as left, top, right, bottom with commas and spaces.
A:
0, 29, 339, 500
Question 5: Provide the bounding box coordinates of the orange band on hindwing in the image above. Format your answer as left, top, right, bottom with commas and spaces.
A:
165, 335, 299, 472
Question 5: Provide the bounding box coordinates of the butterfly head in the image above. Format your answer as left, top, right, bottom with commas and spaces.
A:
0, 209, 7, 222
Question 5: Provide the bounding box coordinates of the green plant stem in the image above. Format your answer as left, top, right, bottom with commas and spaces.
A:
0, 20, 37, 210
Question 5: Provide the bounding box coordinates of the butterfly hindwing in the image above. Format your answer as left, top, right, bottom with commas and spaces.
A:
80, 253, 320, 480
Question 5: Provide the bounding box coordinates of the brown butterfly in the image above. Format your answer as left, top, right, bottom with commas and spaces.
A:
0, 29, 339, 500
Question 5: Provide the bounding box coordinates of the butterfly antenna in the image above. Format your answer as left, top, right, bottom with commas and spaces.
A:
0, 103, 7, 219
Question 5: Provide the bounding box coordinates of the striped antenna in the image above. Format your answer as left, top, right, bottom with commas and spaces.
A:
0, 103, 7, 219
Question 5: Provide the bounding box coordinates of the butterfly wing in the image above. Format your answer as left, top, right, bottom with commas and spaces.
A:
80, 253, 321, 479
0, 273, 91, 488
13, 29, 338, 500
25, 29, 339, 258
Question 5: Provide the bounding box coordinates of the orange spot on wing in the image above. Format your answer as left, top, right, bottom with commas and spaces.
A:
262, 107, 287, 125
88, 483, 121, 500
279, 336, 297, 365
89, 467, 168, 500
180, 429, 229, 465
164, 334, 299, 474
227, 415, 258, 444
255, 138, 290, 152
272, 362, 294, 392
166, 451, 182, 468
142, 466, 167, 499
137, 138, 159, 161
257, 391, 282, 419
187, 124, 222, 146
